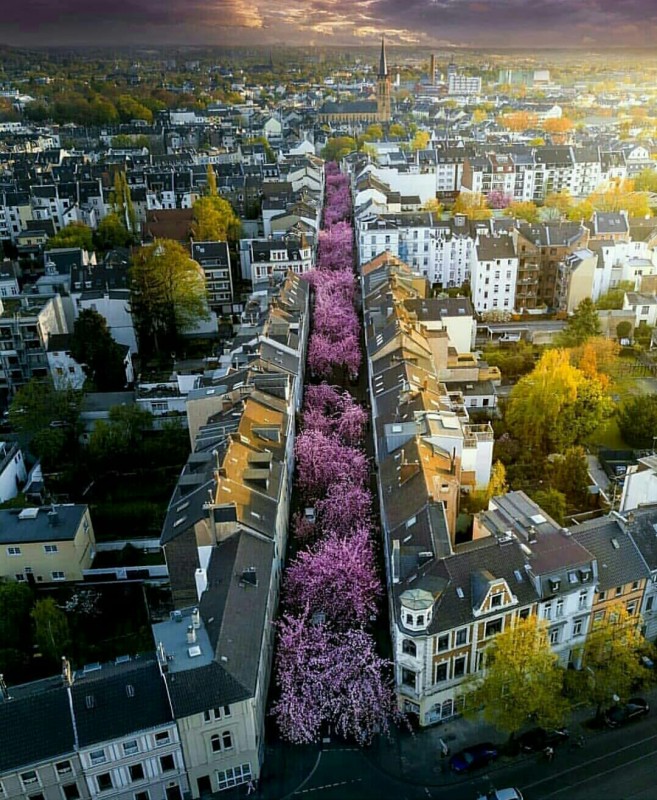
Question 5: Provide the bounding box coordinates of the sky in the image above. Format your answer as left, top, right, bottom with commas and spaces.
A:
1, 0, 656, 49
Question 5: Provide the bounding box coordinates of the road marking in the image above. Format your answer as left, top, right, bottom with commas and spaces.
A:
523, 731, 657, 790
530, 749, 657, 798
295, 778, 362, 794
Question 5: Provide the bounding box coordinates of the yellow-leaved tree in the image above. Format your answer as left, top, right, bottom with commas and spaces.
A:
466, 614, 570, 737
506, 348, 612, 455
453, 192, 492, 220
192, 195, 241, 242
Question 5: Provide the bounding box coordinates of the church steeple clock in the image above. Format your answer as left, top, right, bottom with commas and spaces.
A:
376, 36, 391, 122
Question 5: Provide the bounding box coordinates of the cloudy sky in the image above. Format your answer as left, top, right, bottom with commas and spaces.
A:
2, 0, 655, 48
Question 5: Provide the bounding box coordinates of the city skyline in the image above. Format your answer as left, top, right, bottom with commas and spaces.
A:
2, 0, 656, 49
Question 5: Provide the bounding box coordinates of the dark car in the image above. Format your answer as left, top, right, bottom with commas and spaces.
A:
516, 727, 570, 753
604, 698, 649, 728
449, 742, 499, 773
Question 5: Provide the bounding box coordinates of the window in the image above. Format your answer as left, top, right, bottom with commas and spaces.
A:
52, 571, 66, 581
155, 731, 171, 746
134, 793, 150, 800
434, 662, 448, 683
55, 761, 72, 776
573, 618, 584, 637
597, 590, 606, 601
647, 596, 654, 612
549, 628, 560, 645
556, 599, 564, 618
594, 610, 605, 623
453, 656, 466, 678
20, 771, 39, 789
579, 590, 588, 609
615, 586, 623, 597
519, 608, 530, 620
7, 546, 21, 556
28, 795, 44, 800
44, 544, 58, 554
401, 668, 416, 689
159, 754, 175, 773
543, 602, 552, 620
437, 634, 449, 652
405, 613, 413, 626
89, 750, 106, 766
402, 639, 417, 657
627, 600, 638, 616
485, 618, 503, 637
455, 629, 467, 646
632, 581, 640, 591
211, 731, 233, 753
490, 593, 502, 609
216, 763, 252, 791
123, 740, 139, 756
416, 614, 424, 626
96, 773, 113, 792
62, 785, 80, 800
129, 764, 145, 782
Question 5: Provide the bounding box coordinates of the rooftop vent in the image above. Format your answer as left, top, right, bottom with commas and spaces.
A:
188, 646, 202, 658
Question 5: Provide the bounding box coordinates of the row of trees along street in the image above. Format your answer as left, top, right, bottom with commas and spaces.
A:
271, 163, 400, 745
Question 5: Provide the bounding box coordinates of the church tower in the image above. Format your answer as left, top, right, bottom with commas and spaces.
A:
376, 36, 391, 123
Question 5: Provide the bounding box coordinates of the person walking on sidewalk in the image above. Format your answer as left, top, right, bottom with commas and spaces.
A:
544, 745, 554, 763
246, 779, 256, 795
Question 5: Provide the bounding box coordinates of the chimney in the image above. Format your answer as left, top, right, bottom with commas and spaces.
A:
195, 568, 208, 600
186, 625, 197, 644
191, 607, 201, 629
61, 656, 73, 687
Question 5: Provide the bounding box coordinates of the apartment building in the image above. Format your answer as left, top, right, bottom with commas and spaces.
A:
0, 504, 96, 584
191, 241, 234, 314
470, 235, 518, 314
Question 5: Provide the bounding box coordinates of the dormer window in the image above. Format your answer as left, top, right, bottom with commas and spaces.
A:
491, 592, 503, 608
579, 569, 591, 583
549, 578, 561, 593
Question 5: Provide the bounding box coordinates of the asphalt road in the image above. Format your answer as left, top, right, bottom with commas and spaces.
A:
281, 712, 657, 800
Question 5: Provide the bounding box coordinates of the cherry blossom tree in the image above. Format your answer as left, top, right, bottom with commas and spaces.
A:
315, 483, 372, 538
272, 613, 399, 745
295, 429, 368, 499
284, 529, 380, 626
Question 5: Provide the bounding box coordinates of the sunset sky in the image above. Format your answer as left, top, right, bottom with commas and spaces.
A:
2, 0, 655, 48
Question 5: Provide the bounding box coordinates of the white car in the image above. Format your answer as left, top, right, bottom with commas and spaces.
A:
476, 790, 524, 800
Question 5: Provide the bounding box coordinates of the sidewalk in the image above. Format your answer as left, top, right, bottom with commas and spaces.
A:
361, 697, 618, 788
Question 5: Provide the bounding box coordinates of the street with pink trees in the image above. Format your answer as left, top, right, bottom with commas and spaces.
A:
272, 162, 400, 746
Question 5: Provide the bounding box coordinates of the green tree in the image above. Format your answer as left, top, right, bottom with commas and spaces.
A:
634, 321, 654, 348
467, 614, 569, 737
361, 124, 384, 142
89, 404, 153, 466
0, 581, 34, 678
557, 298, 602, 347
93, 212, 134, 251
634, 168, 657, 192
531, 488, 567, 525
45, 222, 93, 252
109, 171, 137, 233
595, 281, 635, 310
507, 349, 611, 454
69, 309, 127, 391
411, 130, 430, 151
580, 602, 649, 716
551, 446, 590, 505
321, 136, 357, 161
192, 195, 240, 242
389, 123, 406, 138
616, 320, 632, 341
130, 239, 209, 354
31, 597, 71, 664
115, 94, 153, 123
617, 394, 657, 448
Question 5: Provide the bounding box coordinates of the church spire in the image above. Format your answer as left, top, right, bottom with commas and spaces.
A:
378, 36, 388, 78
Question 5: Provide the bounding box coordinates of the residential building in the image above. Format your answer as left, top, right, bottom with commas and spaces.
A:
622, 291, 657, 328
470, 235, 518, 314
46, 334, 87, 390
191, 241, 234, 314
620, 456, 657, 514
245, 234, 314, 288
0, 504, 96, 584
626, 507, 657, 640
0, 441, 27, 503
447, 74, 482, 96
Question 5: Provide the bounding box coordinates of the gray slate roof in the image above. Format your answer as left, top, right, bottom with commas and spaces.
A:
571, 517, 649, 591
0, 505, 86, 544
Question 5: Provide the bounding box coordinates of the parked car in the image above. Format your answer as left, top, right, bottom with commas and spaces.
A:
516, 726, 569, 753
449, 742, 499, 773
476, 790, 524, 800
604, 698, 649, 728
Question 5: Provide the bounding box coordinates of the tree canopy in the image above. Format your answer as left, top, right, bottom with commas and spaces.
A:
557, 298, 602, 347
617, 394, 657, 448
322, 136, 357, 162
93, 212, 134, 251
453, 192, 492, 220
31, 597, 71, 664
45, 222, 93, 252
504, 201, 540, 223
130, 239, 209, 354
192, 195, 241, 242
70, 309, 127, 391
468, 614, 569, 736
506, 348, 612, 454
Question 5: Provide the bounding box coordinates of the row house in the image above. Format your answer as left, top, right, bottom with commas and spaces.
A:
242, 234, 314, 288
0, 441, 27, 504
156, 272, 309, 794
0, 657, 188, 800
